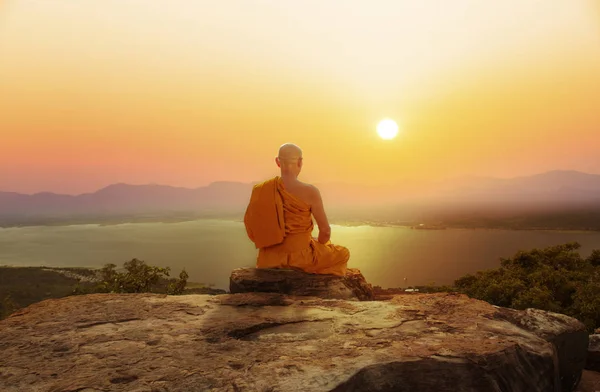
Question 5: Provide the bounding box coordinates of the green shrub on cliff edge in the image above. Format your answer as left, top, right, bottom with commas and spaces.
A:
1, 261, 190, 320
0, 294, 18, 319
74, 259, 189, 295
455, 242, 600, 331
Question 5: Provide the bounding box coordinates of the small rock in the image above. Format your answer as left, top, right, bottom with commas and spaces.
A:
229, 267, 374, 300
586, 335, 600, 372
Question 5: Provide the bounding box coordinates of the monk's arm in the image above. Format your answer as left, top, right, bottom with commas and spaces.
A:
310, 186, 331, 244
243, 189, 256, 242
244, 206, 254, 242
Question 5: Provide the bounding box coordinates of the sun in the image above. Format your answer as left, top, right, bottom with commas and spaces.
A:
377, 119, 399, 140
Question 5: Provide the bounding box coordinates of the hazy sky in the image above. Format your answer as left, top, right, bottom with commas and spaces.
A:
1, 1, 599, 194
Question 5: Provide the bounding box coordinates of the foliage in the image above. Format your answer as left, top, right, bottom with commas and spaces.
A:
0, 294, 19, 319
587, 249, 600, 267
167, 269, 190, 295
0, 266, 90, 320
455, 242, 600, 331
0, 262, 196, 320
93, 259, 188, 295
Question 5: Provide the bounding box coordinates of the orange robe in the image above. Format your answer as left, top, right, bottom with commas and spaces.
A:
244, 177, 349, 276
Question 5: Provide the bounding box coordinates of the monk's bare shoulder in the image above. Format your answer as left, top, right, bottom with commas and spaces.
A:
302, 183, 322, 204
288, 181, 316, 204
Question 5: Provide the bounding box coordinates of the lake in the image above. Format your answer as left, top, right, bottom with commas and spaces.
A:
1, 219, 600, 290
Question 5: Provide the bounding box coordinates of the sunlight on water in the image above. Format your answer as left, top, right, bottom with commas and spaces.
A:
2, 220, 600, 290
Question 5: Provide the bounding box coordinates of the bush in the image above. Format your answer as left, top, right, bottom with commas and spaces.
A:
0, 294, 18, 319
454, 242, 600, 331
587, 249, 600, 267
93, 259, 188, 295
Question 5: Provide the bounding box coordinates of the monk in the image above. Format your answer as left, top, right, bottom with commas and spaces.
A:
244, 143, 350, 276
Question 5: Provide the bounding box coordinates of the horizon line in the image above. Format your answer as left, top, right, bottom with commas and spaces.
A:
1, 169, 598, 197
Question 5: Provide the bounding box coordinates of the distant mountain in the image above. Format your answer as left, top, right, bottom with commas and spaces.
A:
431, 170, 600, 205
0, 182, 254, 218
1, 171, 599, 226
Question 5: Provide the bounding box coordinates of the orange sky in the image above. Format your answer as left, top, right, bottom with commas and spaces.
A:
1, 1, 599, 194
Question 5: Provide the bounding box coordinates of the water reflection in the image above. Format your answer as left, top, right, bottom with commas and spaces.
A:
1, 220, 600, 290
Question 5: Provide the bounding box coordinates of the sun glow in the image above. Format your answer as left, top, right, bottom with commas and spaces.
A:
377, 119, 399, 140
1, 2, 600, 193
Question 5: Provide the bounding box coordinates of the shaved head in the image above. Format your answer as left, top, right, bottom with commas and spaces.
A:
276, 143, 303, 177
277, 143, 302, 162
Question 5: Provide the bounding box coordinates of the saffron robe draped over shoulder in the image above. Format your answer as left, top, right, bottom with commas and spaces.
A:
244, 176, 349, 276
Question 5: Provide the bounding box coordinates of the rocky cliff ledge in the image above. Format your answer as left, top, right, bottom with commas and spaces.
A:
587, 334, 600, 372
230, 268, 374, 301
0, 291, 589, 392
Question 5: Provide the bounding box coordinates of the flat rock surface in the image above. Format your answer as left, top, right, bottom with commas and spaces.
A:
0, 292, 589, 392
230, 268, 374, 301
575, 370, 600, 392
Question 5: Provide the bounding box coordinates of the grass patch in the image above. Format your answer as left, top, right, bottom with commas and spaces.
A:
0, 267, 97, 318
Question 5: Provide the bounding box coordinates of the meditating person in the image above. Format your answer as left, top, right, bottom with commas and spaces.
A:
244, 143, 350, 276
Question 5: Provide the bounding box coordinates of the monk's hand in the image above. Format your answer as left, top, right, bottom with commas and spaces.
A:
314, 237, 330, 245
317, 231, 331, 245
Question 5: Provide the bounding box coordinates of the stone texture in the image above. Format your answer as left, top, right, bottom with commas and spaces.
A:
586, 335, 600, 372
229, 267, 374, 301
183, 287, 227, 295
493, 307, 590, 391
0, 292, 589, 392
575, 370, 600, 392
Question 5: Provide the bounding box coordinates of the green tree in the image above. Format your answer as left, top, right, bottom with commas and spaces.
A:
587, 249, 600, 267
454, 242, 600, 331
167, 269, 189, 295
95, 259, 187, 294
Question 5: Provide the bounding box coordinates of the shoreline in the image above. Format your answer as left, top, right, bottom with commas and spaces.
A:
2, 217, 599, 233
